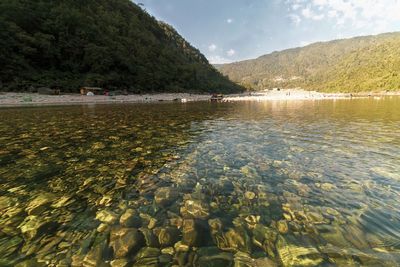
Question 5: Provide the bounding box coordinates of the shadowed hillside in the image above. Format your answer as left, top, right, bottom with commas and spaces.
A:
0, 0, 243, 93
218, 32, 400, 92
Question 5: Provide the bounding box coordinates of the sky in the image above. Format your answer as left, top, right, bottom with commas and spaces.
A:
132, 0, 400, 64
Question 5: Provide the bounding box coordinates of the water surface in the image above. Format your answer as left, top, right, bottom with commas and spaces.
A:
0, 98, 399, 266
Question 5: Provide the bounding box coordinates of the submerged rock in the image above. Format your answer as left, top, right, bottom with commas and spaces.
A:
25, 193, 55, 215
83, 240, 109, 267
0, 236, 23, 257
155, 227, 180, 247
182, 219, 199, 246
119, 209, 141, 228
225, 228, 252, 254
110, 227, 144, 258
277, 220, 289, 234
195, 247, 233, 267
19, 216, 59, 240
180, 199, 210, 219
276, 236, 323, 267
133, 247, 160, 266
96, 210, 118, 225
244, 191, 256, 200
154, 187, 179, 207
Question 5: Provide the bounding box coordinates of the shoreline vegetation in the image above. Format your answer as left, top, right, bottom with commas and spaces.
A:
1, 89, 399, 107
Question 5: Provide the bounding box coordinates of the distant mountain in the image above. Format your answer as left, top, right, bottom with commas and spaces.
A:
217, 32, 400, 92
0, 0, 243, 93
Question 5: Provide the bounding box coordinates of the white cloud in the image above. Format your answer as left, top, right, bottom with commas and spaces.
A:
292, 4, 301, 10
227, 49, 236, 56
208, 55, 232, 64
301, 7, 325, 20
289, 0, 400, 33
208, 44, 217, 52
288, 14, 302, 25
227, 18, 233, 24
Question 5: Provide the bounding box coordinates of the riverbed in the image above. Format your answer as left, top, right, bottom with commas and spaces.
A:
0, 97, 399, 266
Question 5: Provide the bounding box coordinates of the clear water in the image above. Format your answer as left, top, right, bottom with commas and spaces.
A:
0, 98, 399, 266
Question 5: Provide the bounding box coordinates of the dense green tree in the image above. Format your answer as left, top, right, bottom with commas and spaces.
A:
0, 0, 243, 93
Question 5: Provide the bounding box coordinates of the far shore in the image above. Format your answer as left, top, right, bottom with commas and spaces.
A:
0, 89, 399, 107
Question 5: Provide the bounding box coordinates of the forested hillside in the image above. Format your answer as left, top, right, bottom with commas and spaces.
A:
217, 32, 400, 92
0, 0, 243, 93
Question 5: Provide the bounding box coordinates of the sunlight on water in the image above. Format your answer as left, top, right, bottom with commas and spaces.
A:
0, 97, 399, 266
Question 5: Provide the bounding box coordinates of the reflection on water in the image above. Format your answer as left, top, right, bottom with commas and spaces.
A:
0, 98, 400, 266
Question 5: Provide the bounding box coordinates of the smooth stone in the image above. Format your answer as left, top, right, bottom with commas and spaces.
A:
110, 259, 129, 267
0, 236, 23, 257
110, 227, 144, 258
225, 228, 252, 254
276, 236, 323, 267
82, 240, 109, 267
19, 215, 59, 240
154, 187, 179, 207
306, 212, 325, 224
277, 220, 289, 234
134, 247, 160, 265
0, 196, 18, 210
244, 191, 256, 200
180, 199, 210, 219
140, 228, 159, 247
97, 223, 109, 233
195, 249, 233, 267
51, 196, 74, 208
245, 215, 260, 230
174, 241, 190, 252
182, 219, 199, 246
320, 183, 335, 191
25, 193, 55, 215
96, 210, 118, 225
120, 209, 141, 228
161, 247, 175, 255
15, 259, 46, 267
156, 227, 180, 247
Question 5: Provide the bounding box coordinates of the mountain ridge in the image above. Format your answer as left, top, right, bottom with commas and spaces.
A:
217, 32, 400, 92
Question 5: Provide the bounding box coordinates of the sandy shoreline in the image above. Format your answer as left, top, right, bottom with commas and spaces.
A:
0, 89, 399, 107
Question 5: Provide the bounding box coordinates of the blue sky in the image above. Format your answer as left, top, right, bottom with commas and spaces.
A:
133, 0, 400, 63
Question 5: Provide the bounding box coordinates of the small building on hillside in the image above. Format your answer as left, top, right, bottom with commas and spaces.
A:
80, 87, 103, 95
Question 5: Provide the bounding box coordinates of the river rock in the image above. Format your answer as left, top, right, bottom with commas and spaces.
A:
225, 228, 252, 254
82, 240, 109, 267
119, 209, 141, 228
0, 196, 18, 210
133, 247, 160, 266
244, 191, 256, 200
154, 187, 179, 207
110, 259, 129, 267
139, 228, 159, 247
276, 236, 323, 267
25, 193, 55, 215
96, 210, 118, 225
0, 236, 23, 257
155, 227, 180, 247
195, 247, 233, 267
19, 215, 59, 240
182, 219, 198, 246
277, 220, 289, 234
180, 199, 210, 219
110, 227, 144, 258
252, 224, 278, 258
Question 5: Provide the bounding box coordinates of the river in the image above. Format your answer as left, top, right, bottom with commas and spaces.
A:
0, 97, 399, 266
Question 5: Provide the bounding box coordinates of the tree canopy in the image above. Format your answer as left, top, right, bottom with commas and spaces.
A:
0, 0, 243, 93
